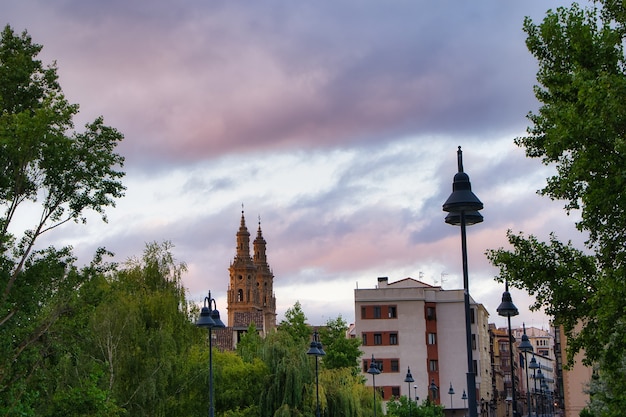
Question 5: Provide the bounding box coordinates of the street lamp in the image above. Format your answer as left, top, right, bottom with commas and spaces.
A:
462, 390, 468, 417
448, 382, 455, 410
367, 355, 381, 417
536, 368, 544, 417
429, 379, 439, 403
405, 367, 415, 417
497, 281, 519, 417
528, 354, 539, 417
414, 385, 419, 403
195, 291, 226, 417
443, 146, 484, 417
307, 331, 325, 417
518, 324, 533, 417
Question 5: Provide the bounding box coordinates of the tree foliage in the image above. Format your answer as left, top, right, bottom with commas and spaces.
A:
318, 315, 362, 371
487, 2, 626, 415
0, 24, 125, 414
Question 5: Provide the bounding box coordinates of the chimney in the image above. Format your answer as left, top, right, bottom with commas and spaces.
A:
377, 276, 389, 287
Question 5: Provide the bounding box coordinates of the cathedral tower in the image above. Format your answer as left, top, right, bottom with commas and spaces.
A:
227, 210, 276, 336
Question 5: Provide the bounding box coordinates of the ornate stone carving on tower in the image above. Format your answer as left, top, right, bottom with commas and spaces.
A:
227, 210, 277, 337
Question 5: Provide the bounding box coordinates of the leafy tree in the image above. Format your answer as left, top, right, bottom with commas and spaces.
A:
91, 241, 204, 417
0, 24, 125, 414
318, 315, 361, 371
488, 2, 626, 415
279, 301, 310, 342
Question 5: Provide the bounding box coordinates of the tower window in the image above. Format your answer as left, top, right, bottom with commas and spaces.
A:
237, 289, 243, 302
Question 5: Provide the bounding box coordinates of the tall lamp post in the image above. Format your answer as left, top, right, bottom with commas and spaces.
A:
443, 146, 484, 417
448, 382, 455, 410
518, 324, 534, 417
307, 331, 326, 417
367, 355, 381, 417
405, 367, 415, 417
429, 379, 439, 403
195, 291, 226, 417
497, 282, 519, 417
528, 354, 540, 417
536, 368, 544, 417
414, 385, 419, 404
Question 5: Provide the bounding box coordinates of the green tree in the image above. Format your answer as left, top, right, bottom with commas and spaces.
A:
0, 24, 125, 414
487, 2, 626, 415
318, 315, 362, 371
279, 301, 310, 342
91, 242, 204, 417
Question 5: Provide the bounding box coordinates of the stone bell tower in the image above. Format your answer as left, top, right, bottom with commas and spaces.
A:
226, 210, 276, 336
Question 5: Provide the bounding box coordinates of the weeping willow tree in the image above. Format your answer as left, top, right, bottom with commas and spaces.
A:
258, 330, 314, 416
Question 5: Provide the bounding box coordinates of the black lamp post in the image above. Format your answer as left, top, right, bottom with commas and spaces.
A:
405, 367, 415, 417
539, 372, 548, 417
195, 291, 226, 417
528, 354, 540, 417
518, 324, 534, 417
367, 355, 381, 417
307, 331, 325, 417
536, 368, 544, 417
448, 382, 455, 410
462, 390, 468, 417
443, 146, 483, 417
497, 282, 519, 417
429, 379, 439, 403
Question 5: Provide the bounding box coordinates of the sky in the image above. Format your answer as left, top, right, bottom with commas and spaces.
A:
3, 0, 584, 329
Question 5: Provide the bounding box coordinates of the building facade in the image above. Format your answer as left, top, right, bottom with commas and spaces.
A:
354, 276, 491, 415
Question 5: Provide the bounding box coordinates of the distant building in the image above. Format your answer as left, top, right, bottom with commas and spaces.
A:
213, 210, 277, 350
555, 324, 593, 417
354, 276, 491, 416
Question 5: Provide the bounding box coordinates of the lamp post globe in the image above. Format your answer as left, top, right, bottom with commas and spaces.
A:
307, 331, 325, 417
442, 146, 483, 417
429, 379, 439, 403
497, 282, 519, 417
367, 355, 381, 417
518, 324, 534, 417
195, 291, 225, 417
404, 367, 415, 417
448, 382, 455, 410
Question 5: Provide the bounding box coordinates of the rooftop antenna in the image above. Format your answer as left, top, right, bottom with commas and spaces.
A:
440, 272, 448, 286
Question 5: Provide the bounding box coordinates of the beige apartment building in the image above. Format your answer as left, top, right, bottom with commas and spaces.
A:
354, 277, 491, 415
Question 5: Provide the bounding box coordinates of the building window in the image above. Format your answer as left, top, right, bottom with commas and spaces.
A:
362, 333, 368, 346
361, 306, 366, 319
388, 306, 397, 318
426, 306, 436, 320
473, 360, 478, 375
391, 359, 399, 372
373, 306, 381, 319
391, 386, 401, 398
390, 333, 398, 345
237, 289, 243, 302
428, 333, 437, 345
374, 359, 383, 372
470, 307, 475, 324
471, 333, 476, 350
374, 333, 382, 345
429, 360, 438, 372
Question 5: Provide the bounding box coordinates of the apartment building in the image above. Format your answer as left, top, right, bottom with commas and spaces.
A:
354, 276, 491, 415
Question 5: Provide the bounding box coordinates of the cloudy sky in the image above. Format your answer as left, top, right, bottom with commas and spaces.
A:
3, 0, 582, 329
